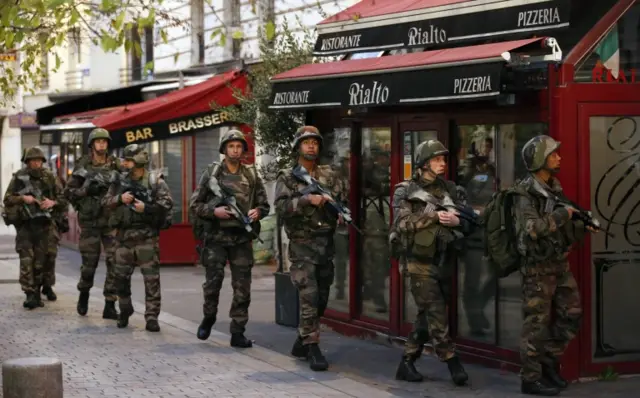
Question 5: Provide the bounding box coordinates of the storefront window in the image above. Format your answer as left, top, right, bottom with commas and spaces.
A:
589, 116, 640, 362
360, 127, 391, 320
323, 127, 351, 313
455, 122, 545, 349
402, 129, 438, 324
575, 3, 640, 83
164, 136, 183, 224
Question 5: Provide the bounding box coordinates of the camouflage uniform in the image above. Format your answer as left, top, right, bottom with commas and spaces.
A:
102, 144, 173, 332
275, 126, 345, 371
190, 130, 270, 347
391, 140, 471, 386
64, 128, 121, 319
515, 135, 584, 396
2, 147, 68, 309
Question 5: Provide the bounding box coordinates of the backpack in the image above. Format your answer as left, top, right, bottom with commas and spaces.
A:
482, 186, 524, 278
149, 170, 173, 230
191, 162, 257, 241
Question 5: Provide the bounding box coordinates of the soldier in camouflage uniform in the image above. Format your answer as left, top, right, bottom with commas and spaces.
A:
391, 140, 472, 386
275, 126, 345, 371
2, 147, 67, 309
190, 129, 270, 348
42, 154, 69, 302
515, 135, 591, 396
65, 128, 121, 320
102, 144, 173, 332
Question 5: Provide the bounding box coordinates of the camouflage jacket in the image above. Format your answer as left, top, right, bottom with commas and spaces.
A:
64, 155, 120, 228
513, 175, 586, 268
189, 161, 270, 243
275, 163, 345, 239
102, 169, 173, 236
3, 167, 68, 225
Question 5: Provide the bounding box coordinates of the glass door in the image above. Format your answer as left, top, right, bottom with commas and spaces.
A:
578, 103, 640, 376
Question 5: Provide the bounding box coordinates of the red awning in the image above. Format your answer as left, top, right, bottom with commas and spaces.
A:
93, 70, 247, 132
274, 38, 546, 81
318, 0, 470, 25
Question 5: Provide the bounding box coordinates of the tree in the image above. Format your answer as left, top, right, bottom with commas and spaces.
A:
0, 0, 183, 105
213, 18, 322, 181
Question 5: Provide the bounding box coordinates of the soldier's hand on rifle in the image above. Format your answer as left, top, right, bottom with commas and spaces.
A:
121, 192, 134, 205
214, 206, 233, 219
40, 198, 55, 210
22, 195, 36, 204
248, 208, 260, 222
437, 210, 460, 227
308, 194, 329, 207
132, 199, 145, 213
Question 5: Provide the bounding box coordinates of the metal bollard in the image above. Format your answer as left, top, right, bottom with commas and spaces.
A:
2, 357, 63, 398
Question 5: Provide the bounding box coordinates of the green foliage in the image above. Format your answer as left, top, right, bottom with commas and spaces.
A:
598, 365, 619, 382
213, 18, 317, 181
0, 0, 181, 105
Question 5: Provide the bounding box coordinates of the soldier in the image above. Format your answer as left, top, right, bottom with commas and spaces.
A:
275, 126, 345, 371
190, 129, 270, 348
391, 140, 472, 386
65, 128, 121, 320
42, 154, 69, 301
2, 147, 67, 309
102, 144, 173, 332
515, 135, 590, 396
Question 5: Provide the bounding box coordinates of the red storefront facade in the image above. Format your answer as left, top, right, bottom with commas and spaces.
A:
272, 0, 640, 380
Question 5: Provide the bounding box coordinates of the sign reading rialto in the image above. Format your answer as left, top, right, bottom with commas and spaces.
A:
109, 110, 233, 148
314, 0, 570, 55
269, 62, 504, 110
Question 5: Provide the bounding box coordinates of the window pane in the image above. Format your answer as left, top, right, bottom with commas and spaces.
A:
589, 116, 640, 362
401, 129, 438, 323
360, 127, 391, 320
164, 136, 183, 224
456, 125, 498, 343
496, 123, 547, 349
325, 127, 351, 313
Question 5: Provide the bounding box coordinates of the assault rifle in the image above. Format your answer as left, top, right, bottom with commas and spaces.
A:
72, 168, 110, 195
292, 165, 363, 234
120, 177, 153, 211
16, 175, 51, 220
207, 173, 263, 243
407, 189, 482, 227
531, 178, 615, 238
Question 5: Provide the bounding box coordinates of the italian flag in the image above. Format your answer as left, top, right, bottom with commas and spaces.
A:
595, 27, 620, 79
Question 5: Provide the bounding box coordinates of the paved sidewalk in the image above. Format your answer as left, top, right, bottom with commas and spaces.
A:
0, 260, 397, 398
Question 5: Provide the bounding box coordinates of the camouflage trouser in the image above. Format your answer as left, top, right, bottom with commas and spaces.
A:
16, 221, 51, 294
520, 264, 582, 381
114, 231, 161, 321
77, 226, 118, 301
201, 241, 253, 334
43, 223, 60, 288
289, 236, 335, 345
404, 261, 455, 362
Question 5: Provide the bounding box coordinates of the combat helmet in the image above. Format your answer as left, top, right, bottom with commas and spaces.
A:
414, 140, 449, 168
87, 128, 111, 148
22, 146, 47, 164
219, 129, 248, 154
521, 135, 560, 172
292, 125, 323, 151
123, 143, 149, 166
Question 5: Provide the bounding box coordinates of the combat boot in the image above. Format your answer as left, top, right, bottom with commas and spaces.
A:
395, 355, 424, 382
230, 333, 253, 348
42, 286, 57, 301
196, 316, 216, 340
34, 291, 45, 308
77, 292, 89, 316
145, 319, 160, 332
521, 379, 560, 396
446, 356, 469, 386
23, 293, 39, 310
542, 358, 569, 389
307, 344, 329, 371
102, 301, 119, 320
117, 303, 134, 329
291, 335, 308, 359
